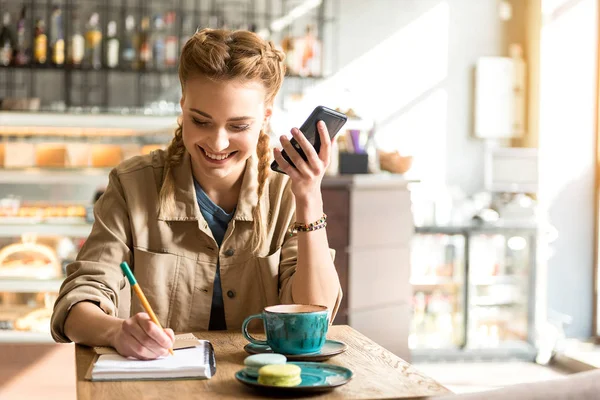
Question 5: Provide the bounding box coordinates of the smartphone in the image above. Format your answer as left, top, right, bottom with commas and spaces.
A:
271, 106, 348, 174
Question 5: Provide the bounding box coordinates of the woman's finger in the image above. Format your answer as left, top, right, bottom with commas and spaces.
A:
291, 128, 322, 173
317, 121, 331, 165
121, 328, 162, 360
273, 147, 300, 180
123, 315, 165, 358
280, 135, 311, 176
137, 313, 174, 349
165, 328, 175, 343
122, 339, 157, 360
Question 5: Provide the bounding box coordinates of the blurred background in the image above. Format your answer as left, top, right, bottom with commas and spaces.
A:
1, 0, 600, 398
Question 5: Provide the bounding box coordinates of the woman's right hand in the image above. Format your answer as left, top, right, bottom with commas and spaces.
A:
110, 312, 175, 360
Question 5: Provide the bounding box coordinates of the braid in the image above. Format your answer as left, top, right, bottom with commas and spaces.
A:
158, 122, 186, 215
251, 130, 271, 254
179, 29, 285, 105
266, 41, 285, 63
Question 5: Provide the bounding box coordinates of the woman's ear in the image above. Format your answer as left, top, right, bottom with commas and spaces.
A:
179, 95, 185, 110
264, 105, 273, 122
263, 106, 273, 130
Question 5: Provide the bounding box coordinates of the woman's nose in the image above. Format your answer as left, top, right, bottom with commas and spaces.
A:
208, 128, 230, 152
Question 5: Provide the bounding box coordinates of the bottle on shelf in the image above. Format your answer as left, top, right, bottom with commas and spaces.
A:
137, 16, 151, 70
15, 6, 29, 66
50, 5, 65, 66
164, 11, 178, 67
33, 18, 47, 64
68, 9, 84, 66
152, 15, 166, 70
105, 21, 119, 68
280, 34, 295, 75
121, 15, 136, 69
84, 13, 102, 69
298, 24, 321, 77
0, 11, 14, 66
443, 237, 456, 278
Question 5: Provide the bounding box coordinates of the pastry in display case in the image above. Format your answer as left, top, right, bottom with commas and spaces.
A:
0, 196, 88, 224
0, 234, 62, 279
14, 307, 53, 332
0, 292, 56, 333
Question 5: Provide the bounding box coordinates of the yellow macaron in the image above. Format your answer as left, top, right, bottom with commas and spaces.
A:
257, 364, 302, 387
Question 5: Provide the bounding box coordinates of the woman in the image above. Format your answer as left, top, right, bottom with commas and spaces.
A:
50, 28, 341, 360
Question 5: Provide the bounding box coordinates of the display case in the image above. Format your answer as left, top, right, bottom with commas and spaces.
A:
410, 225, 537, 361
0, 234, 63, 341
0, 111, 173, 343
410, 233, 465, 350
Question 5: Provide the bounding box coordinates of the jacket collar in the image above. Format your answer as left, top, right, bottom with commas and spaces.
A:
157, 151, 259, 222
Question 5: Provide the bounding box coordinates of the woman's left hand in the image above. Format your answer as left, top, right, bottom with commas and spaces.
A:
273, 120, 331, 205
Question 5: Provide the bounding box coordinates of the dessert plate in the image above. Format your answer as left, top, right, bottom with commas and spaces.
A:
235, 361, 353, 393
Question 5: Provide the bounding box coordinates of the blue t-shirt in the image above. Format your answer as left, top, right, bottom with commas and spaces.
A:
193, 179, 234, 331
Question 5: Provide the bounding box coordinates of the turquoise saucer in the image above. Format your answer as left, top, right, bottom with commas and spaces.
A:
235, 361, 353, 392
243, 339, 347, 361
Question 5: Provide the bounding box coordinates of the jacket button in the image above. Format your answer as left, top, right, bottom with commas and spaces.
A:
224, 248, 235, 257
227, 290, 236, 298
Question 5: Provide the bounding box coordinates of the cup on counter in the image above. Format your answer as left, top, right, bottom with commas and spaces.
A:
242, 304, 329, 355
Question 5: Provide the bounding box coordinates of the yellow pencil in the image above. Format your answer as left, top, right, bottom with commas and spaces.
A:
120, 261, 174, 356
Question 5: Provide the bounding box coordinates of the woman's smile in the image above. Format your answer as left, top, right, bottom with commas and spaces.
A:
198, 145, 239, 165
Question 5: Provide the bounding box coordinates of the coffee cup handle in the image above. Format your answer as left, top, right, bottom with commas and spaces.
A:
242, 314, 268, 346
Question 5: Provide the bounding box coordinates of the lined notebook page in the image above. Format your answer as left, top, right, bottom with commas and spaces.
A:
92, 342, 213, 381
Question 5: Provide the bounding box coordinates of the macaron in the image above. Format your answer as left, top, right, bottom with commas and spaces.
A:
243, 354, 287, 378
257, 363, 302, 387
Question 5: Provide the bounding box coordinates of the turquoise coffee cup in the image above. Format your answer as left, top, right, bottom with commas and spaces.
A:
242, 304, 329, 355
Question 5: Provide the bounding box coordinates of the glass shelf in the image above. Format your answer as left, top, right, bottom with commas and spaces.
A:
0, 278, 64, 293
0, 221, 92, 237
0, 330, 54, 343
0, 112, 177, 133
0, 168, 110, 185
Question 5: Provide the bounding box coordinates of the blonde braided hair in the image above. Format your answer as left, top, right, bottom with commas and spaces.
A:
158, 28, 286, 254
251, 129, 272, 252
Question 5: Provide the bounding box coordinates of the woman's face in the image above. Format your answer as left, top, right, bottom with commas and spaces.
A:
180, 75, 271, 185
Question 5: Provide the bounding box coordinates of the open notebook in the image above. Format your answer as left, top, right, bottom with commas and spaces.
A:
88, 334, 216, 381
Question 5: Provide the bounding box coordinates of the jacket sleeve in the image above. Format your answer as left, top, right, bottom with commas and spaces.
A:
50, 168, 133, 343
276, 179, 343, 323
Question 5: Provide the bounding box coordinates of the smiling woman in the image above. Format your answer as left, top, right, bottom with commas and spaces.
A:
179, 77, 267, 214
50, 28, 342, 361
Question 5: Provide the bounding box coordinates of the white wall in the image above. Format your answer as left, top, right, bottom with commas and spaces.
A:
538, 0, 597, 338
293, 0, 506, 194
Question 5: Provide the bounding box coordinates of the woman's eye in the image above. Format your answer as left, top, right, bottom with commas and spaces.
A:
192, 118, 210, 126
231, 125, 251, 132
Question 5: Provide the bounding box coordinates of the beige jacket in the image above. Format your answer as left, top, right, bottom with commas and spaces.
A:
51, 150, 340, 343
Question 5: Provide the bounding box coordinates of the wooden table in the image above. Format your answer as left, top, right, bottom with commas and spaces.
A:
75, 325, 451, 399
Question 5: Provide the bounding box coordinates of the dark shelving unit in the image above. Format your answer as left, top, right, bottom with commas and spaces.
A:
0, 0, 336, 112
